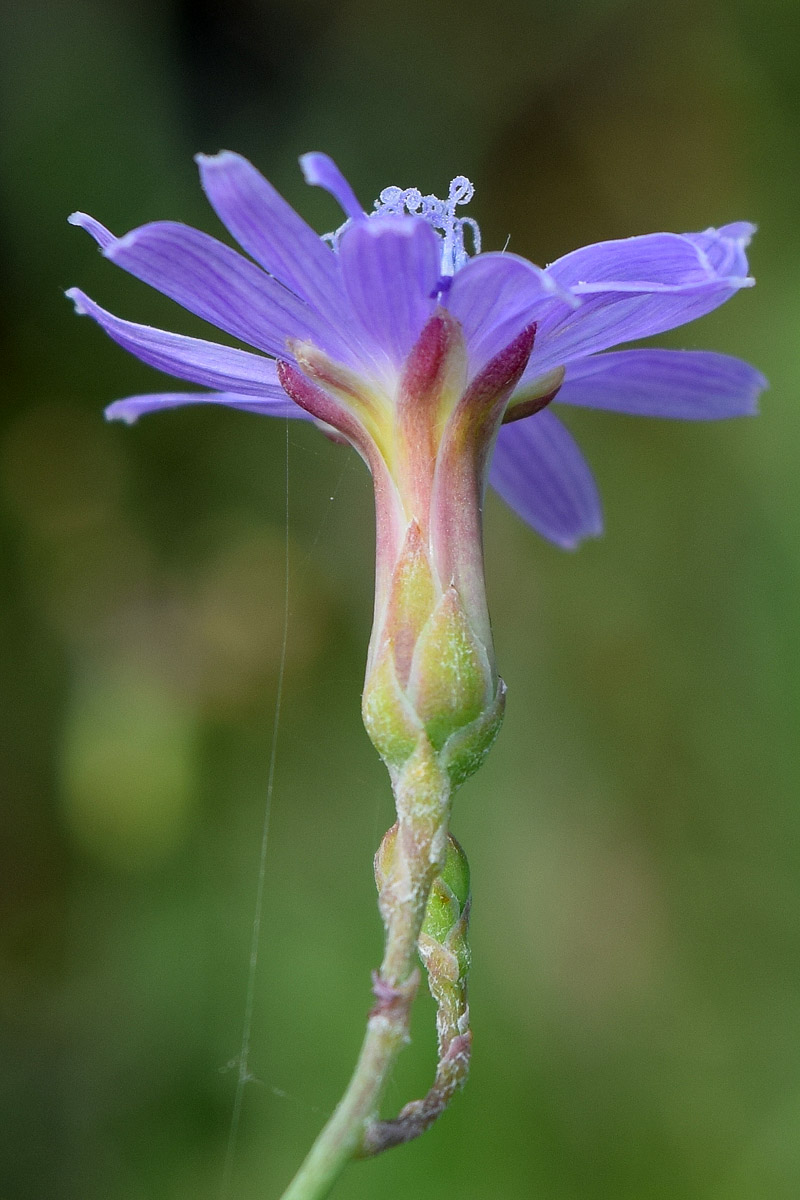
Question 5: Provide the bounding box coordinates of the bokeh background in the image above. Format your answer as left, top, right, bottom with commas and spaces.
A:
2, 0, 799, 1197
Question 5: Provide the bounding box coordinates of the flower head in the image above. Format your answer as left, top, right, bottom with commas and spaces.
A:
68, 150, 765, 551
68, 152, 765, 781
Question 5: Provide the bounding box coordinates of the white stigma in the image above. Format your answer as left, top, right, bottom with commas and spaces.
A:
372, 177, 481, 277
322, 176, 481, 278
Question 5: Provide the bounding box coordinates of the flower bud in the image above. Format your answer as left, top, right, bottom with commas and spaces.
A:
376, 826, 470, 978
420, 833, 470, 943
419, 833, 471, 991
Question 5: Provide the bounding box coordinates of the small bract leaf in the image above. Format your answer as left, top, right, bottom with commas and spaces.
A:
407, 586, 492, 751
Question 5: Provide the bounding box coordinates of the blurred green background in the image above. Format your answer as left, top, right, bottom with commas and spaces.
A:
1, 0, 798, 1197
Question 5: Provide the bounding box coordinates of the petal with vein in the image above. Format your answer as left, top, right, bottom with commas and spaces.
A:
67, 288, 283, 396
528, 282, 750, 377
105, 391, 307, 424
68, 211, 115, 250
555, 349, 767, 419
445, 252, 576, 374
682, 223, 755, 278
300, 153, 364, 220
338, 216, 441, 367
73, 216, 354, 363
526, 228, 754, 376
547, 232, 722, 291
196, 151, 345, 315
490, 409, 603, 549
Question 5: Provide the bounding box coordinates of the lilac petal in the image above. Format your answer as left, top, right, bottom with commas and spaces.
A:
105, 391, 307, 425
300, 152, 364, 220
68, 211, 115, 250
67, 288, 283, 396
72, 212, 353, 363
555, 349, 767, 419
682, 222, 755, 278
547, 230, 752, 292
445, 252, 576, 374
196, 151, 345, 314
337, 215, 441, 367
524, 228, 754, 378
489, 409, 603, 549
529, 282, 750, 379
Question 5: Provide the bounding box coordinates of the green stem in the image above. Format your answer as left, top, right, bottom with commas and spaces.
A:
279, 968, 418, 1200
279, 834, 441, 1194
279, 734, 451, 1200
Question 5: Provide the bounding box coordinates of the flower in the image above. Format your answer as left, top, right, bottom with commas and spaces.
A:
67, 157, 769, 1182
69, 151, 767, 783
67, 151, 766, 553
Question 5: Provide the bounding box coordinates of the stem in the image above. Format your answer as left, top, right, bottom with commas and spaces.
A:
363, 879, 472, 1154
279, 768, 448, 1200
278, 969, 418, 1200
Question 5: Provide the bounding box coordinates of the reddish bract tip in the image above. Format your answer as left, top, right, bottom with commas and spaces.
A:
398, 309, 462, 410
469, 322, 537, 404
276, 359, 322, 414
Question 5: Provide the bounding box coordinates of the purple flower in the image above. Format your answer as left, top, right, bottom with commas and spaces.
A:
68, 151, 765, 549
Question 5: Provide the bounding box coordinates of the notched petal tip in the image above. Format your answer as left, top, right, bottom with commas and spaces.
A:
104, 400, 139, 425
194, 149, 238, 169
715, 220, 757, 244
68, 211, 116, 250
745, 366, 770, 413
194, 150, 250, 186
553, 504, 605, 551
70, 215, 177, 264
65, 285, 89, 314
684, 222, 758, 287
551, 507, 604, 552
